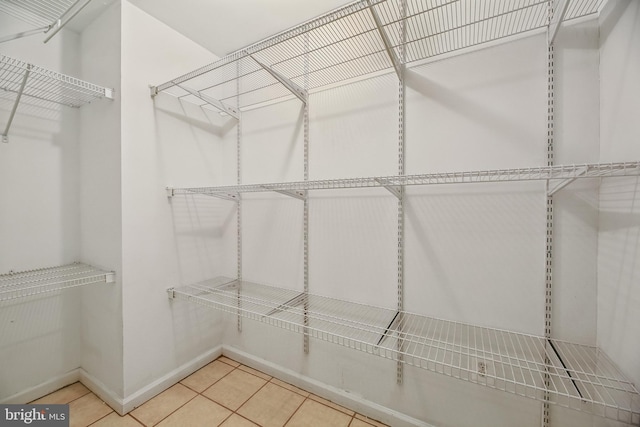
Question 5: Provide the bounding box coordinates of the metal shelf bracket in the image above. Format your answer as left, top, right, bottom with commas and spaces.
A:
367, 0, 402, 79
375, 178, 402, 199
2, 64, 31, 143
547, 166, 587, 196
175, 84, 240, 120
250, 55, 308, 104
167, 288, 176, 299
267, 188, 307, 201
548, 0, 570, 46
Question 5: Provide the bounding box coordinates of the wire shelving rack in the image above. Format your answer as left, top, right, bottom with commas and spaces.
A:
151, 0, 603, 110
1, 54, 113, 142
169, 277, 640, 425
0, 262, 115, 302
167, 162, 640, 199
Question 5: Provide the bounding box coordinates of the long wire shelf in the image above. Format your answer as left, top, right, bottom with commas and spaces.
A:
169, 277, 640, 425
167, 161, 640, 199
1, 54, 113, 142
0, 262, 115, 302
152, 0, 603, 110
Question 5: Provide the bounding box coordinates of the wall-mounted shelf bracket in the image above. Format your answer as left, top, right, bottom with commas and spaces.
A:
166, 188, 175, 198
263, 292, 307, 318
43, 0, 94, 43
209, 192, 240, 203
0, 26, 50, 44
176, 84, 240, 120
547, 166, 587, 196
267, 188, 307, 201
167, 287, 176, 299
2, 64, 31, 143
250, 55, 307, 104
367, 0, 403, 79
167, 187, 239, 202
548, 0, 570, 45
375, 178, 402, 199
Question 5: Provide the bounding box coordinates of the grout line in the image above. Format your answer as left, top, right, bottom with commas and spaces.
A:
132, 389, 200, 427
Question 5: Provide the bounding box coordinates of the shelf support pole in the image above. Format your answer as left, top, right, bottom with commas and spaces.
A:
548, 0, 570, 46
236, 61, 243, 333
303, 32, 311, 355
2, 64, 30, 143
249, 56, 308, 104
175, 84, 240, 120
367, 0, 403, 80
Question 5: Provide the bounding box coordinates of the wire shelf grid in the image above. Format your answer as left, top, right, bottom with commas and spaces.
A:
167, 162, 640, 198
0, 0, 78, 28
1, 54, 112, 109
0, 262, 115, 302
153, 0, 603, 110
170, 277, 640, 424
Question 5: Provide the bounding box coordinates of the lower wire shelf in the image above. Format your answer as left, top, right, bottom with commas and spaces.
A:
0, 262, 115, 302
169, 277, 640, 425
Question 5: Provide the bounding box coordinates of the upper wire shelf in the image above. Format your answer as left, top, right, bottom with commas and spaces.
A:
152, 0, 603, 111
167, 161, 640, 199
0, 0, 94, 43
169, 277, 640, 424
0, 262, 115, 302
1, 54, 114, 142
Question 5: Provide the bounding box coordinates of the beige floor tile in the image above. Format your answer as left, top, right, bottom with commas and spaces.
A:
238, 365, 272, 381
237, 382, 305, 427
286, 399, 352, 427
269, 379, 309, 397
130, 383, 196, 426
308, 394, 354, 416
354, 414, 388, 427
69, 393, 113, 427
217, 356, 240, 367
350, 419, 375, 427
181, 360, 235, 393
31, 382, 91, 404
90, 412, 143, 427
156, 395, 231, 427
203, 369, 267, 411
219, 414, 260, 427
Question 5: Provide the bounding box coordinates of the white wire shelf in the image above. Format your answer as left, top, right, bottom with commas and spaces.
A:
167, 161, 640, 199
0, 0, 94, 43
169, 277, 640, 424
0, 262, 115, 302
152, 0, 603, 110
1, 54, 113, 142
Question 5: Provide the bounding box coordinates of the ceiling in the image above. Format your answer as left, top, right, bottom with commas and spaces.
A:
127, 0, 354, 57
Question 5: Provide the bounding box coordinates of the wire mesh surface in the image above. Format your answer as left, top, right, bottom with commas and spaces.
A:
0, 262, 115, 302
170, 277, 640, 424
167, 162, 640, 198
0, 0, 79, 28
0, 54, 112, 109
153, 0, 603, 110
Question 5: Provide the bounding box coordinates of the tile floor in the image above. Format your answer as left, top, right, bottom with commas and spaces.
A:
31, 356, 389, 427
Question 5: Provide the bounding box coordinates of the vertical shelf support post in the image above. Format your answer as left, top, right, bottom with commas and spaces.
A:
303, 33, 311, 355
543, 1, 556, 424
2, 64, 31, 143
236, 62, 243, 333
395, 0, 407, 385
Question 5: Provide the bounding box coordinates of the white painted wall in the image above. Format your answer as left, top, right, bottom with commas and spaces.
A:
0, 12, 83, 402
120, 1, 228, 399
598, 0, 640, 388
78, 0, 123, 399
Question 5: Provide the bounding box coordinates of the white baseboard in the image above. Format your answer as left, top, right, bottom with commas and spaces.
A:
119, 345, 222, 414
0, 370, 81, 404
79, 368, 126, 415
222, 345, 435, 427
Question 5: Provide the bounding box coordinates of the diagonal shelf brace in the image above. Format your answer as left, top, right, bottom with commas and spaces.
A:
44, 0, 94, 44
547, 166, 587, 196
265, 188, 307, 201
263, 292, 307, 318
175, 84, 240, 120
249, 55, 307, 104
375, 178, 402, 199
548, 0, 570, 46
367, 0, 402, 79
0, 26, 50, 44
2, 65, 31, 143
166, 187, 239, 202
